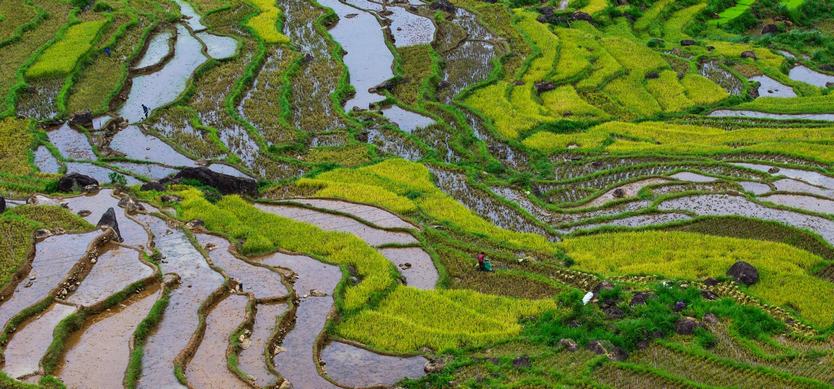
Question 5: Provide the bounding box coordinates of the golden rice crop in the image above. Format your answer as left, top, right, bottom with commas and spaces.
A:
26, 19, 109, 79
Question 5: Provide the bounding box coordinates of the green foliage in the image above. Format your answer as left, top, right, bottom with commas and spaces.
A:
526, 284, 784, 352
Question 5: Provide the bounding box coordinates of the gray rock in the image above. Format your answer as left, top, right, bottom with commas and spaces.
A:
57, 173, 99, 193
727, 261, 758, 285
97, 207, 123, 242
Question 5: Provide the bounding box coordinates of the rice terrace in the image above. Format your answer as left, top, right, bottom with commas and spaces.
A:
2, 0, 834, 387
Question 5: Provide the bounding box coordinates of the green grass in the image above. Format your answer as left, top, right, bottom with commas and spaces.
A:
560, 230, 834, 328
712, 0, 756, 26
246, 0, 289, 44
25, 19, 109, 79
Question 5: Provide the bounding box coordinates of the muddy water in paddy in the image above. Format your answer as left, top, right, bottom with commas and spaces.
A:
2, 303, 77, 379
58, 287, 160, 389
658, 194, 834, 245
196, 32, 238, 60
119, 24, 208, 123
379, 247, 438, 289
134, 30, 173, 70
319, 0, 392, 110
430, 168, 548, 235
788, 65, 834, 88
16, 77, 62, 120
762, 194, 834, 215
669, 172, 718, 183
739, 181, 772, 195
699, 61, 742, 95
732, 163, 834, 190
438, 8, 499, 103
255, 204, 418, 246
48, 123, 95, 161
110, 125, 197, 167
367, 127, 424, 160
381, 105, 435, 133
385, 5, 436, 47
0, 231, 100, 330
773, 178, 834, 198
749, 75, 796, 98
259, 252, 342, 389
286, 198, 415, 229
208, 163, 250, 178
136, 215, 224, 389
196, 234, 288, 300
186, 294, 249, 389
63, 189, 151, 248
579, 178, 669, 208
238, 303, 286, 388
34, 146, 60, 173
321, 341, 427, 388
111, 161, 178, 180
64, 162, 142, 186
709, 110, 834, 121
173, 0, 207, 31
65, 245, 154, 307
557, 213, 692, 234
284, 0, 344, 134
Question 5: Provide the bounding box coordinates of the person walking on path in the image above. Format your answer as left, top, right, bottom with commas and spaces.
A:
141, 104, 150, 119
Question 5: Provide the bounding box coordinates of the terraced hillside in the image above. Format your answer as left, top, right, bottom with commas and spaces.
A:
1, 0, 834, 387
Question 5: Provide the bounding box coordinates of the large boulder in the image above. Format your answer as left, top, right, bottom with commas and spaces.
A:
0, 195, 5, 213
675, 316, 701, 335
761, 24, 778, 34
680, 39, 696, 46
727, 261, 759, 285
97, 207, 123, 242
429, 0, 455, 13
164, 167, 258, 196
572, 11, 593, 21
57, 173, 99, 193
630, 291, 653, 306
140, 181, 166, 192
587, 340, 628, 361
69, 111, 94, 129
741, 50, 757, 60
